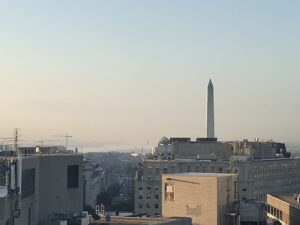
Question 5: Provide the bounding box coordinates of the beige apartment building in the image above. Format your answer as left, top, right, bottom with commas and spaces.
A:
267, 194, 300, 225
161, 173, 237, 225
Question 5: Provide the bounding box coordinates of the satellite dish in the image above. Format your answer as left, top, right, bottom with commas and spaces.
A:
0, 186, 8, 198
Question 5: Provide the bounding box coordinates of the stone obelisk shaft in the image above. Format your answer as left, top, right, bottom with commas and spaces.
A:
207, 79, 214, 138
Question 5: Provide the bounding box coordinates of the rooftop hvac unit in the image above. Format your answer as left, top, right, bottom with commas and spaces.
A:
59, 221, 67, 225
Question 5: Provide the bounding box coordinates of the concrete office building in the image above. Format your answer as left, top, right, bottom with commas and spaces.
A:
134, 141, 300, 216
161, 173, 237, 225
0, 153, 83, 225
267, 194, 300, 225
229, 140, 290, 160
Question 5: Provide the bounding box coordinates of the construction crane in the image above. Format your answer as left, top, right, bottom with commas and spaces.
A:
53, 133, 72, 150
0, 128, 21, 152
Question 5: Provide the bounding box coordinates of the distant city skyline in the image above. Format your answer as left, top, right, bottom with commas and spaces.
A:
0, 1, 299, 151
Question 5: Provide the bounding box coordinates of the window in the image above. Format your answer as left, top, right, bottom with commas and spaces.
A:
179, 165, 184, 172
279, 210, 282, 220
187, 166, 191, 172
155, 204, 159, 208
164, 183, 175, 201
0, 164, 7, 186
22, 168, 35, 198
163, 168, 168, 174
155, 168, 160, 175
147, 186, 151, 190
234, 181, 237, 199
139, 196, 143, 199
147, 195, 151, 200
67, 165, 79, 188
147, 203, 151, 208
155, 194, 159, 200
139, 204, 143, 209
171, 166, 176, 173
139, 187, 143, 190
28, 207, 31, 225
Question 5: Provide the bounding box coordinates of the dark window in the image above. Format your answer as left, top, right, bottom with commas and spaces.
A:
171, 166, 176, 173
155, 204, 159, 208
28, 207, 31, 225
187, 166, 191, 172
179, 165, 184, 172
234, 181, 237, 199
0, 164, 6, 186
139, 196, 143, 199
155, 194, 159, 199
67, 165, 79, 188
279, 210, 282, 220
22, 168, 35, 198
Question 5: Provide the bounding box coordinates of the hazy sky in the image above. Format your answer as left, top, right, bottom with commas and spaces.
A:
0, 1, 299, 151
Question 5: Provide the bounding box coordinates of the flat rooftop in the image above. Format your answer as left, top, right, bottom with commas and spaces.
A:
0, 153, 80, 161
273, 194, 300, 209
162, 172, 236, 177
93, 216, 190, 225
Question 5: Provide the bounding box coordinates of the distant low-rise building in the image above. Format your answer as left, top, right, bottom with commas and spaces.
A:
83, 159, 105, 207
239, 200, 266, 225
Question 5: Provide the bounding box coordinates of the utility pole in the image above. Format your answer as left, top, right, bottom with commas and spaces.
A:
12, 129, 21, 153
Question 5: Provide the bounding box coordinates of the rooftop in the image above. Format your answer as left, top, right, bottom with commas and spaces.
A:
273, 194, 300, 209
162, 172, 236, 177
93, 216, 191, 225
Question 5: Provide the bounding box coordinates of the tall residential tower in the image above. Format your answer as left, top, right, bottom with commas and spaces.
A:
207, 79, 214, 138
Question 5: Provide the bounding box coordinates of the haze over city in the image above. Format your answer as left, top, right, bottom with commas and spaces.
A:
1, 1, 299, 151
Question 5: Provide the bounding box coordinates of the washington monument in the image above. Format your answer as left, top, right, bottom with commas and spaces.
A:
207, 79, 214, 138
